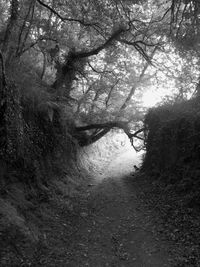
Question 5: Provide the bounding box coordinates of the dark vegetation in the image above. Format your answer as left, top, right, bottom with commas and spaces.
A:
143, 96, 200, 207
141, 97, 200, 266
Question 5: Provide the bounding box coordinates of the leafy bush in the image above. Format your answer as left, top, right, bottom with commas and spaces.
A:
0, 74, 83, 265
0, 75, 78, 189
142, 97, 200, 206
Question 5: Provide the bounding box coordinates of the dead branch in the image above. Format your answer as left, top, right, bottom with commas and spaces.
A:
129, 128, 145, 140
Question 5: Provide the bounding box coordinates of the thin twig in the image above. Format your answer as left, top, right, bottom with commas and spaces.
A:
0, 50, 7, 87
36, 0, 100, 28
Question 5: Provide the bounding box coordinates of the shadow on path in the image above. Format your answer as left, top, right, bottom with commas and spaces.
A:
65, 150, 173, 266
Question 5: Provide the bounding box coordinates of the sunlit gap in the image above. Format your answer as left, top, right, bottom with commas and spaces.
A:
139, 44, 198, 108
142, 89, 162, 108
81, 131, 144, 184
141, 87, 174, 108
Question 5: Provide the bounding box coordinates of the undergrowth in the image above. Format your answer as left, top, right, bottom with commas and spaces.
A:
143, 96, 200, 207
0, 68, 125, 265
141, 97, 200, 266
0, 64, 89, 265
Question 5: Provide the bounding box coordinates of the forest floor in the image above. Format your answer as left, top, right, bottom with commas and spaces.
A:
30, 149, 182, 267
6, 149, 200, 266
63, 151, 174, 267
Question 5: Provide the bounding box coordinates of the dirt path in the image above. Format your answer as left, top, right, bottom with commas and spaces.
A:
64, 150, 173, 267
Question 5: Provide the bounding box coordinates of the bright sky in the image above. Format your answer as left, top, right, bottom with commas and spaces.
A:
140, 82, 177, 108
140, 50, 184, 108
142, 90, 162, 107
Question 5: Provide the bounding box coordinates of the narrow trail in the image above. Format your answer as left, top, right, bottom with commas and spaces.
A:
65, 150, 173, 267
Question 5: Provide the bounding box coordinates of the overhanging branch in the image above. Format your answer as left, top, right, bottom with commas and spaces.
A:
72, 28, 127, 59
76, 121, 128, 132
52, 27, 127, 93
76, 121, 145, 148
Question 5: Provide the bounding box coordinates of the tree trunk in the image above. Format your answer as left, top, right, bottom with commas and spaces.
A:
52, 28, 126, 97
52, 50, 78, 97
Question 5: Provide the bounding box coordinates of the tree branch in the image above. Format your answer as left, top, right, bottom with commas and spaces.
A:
129, 128, 145, 140
76, 121, 128, 132
87, 128, 111, 145
76, 121, 145, 148
88, 61, 113, 74
117, 45, 158, 114
119, 39, 155, 62
72, 28, 127, 59
36, 0, 99, 28
52, 28, 126, 93
0, 50, 7, 87
106, 79, 120, 108
21, 36, 57, 55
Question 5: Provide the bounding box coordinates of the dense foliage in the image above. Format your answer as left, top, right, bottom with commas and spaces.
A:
143, 97, 200, 205
1, 0, 199, 151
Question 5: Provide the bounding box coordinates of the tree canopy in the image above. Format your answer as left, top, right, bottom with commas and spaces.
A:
0, 0, 200, 146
